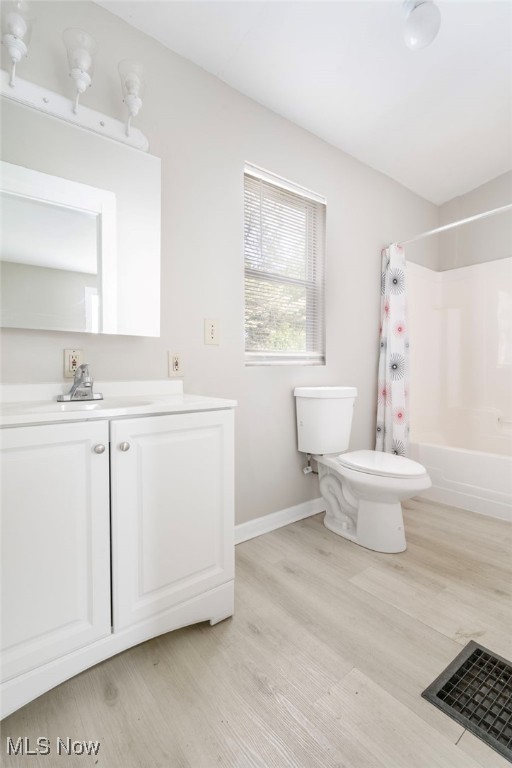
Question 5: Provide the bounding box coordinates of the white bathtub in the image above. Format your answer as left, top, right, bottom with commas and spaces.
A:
409, 442, 512, 522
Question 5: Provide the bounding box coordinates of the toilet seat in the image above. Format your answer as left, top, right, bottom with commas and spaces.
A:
333, 449, 427, 480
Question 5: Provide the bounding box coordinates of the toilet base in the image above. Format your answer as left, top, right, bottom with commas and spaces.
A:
317, 454, 431, 554
323, 499, 406, 554
318, 462, 411, 554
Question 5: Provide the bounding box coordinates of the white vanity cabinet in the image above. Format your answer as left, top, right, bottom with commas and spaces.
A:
0, 386, 235, 719
110, 411, 234, 630
0, 421, 111, 683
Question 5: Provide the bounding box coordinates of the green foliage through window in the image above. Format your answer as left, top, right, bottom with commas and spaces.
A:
244, 170, 326, 365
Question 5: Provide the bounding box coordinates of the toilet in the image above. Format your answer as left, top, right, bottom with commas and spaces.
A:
294, 386, 431, 553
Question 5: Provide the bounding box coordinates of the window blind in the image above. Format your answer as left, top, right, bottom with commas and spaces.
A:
244, 169, 326, 365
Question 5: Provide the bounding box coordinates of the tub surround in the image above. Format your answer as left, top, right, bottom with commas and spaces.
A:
408, 258, 512, 456
408, 257, 512, 522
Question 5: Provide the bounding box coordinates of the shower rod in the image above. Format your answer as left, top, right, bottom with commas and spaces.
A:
397, 202, 512, 247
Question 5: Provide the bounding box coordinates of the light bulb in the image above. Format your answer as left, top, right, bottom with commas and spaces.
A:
63, 28, 97, 75
1, 0, 34, 86
69, 46, 92, 72
5, 10, 27, 38
125, 72, 141, 96
118, 60, 145, 136
63, 28, 97, 113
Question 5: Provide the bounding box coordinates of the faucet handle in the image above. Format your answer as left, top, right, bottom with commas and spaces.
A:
74, 363, 91, 383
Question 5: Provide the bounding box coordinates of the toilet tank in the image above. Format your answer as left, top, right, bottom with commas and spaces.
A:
294, 386, 357, 455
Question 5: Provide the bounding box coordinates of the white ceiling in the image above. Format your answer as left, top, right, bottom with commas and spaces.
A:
98, 0, 512, 204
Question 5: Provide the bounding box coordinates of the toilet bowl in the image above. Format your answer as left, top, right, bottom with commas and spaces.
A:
294, 386, 431, 554
316, 450, 431, 553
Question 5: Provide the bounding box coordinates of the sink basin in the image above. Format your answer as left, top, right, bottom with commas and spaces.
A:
23, 397, 153, 414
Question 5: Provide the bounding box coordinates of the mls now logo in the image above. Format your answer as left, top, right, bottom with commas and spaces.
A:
6, 737, 101, 756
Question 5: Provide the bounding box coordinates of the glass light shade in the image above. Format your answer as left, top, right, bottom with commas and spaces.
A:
1, 1, 33, 47
404, 1, 441, 50
118, 59, 145, 100
63, 27, 97, 76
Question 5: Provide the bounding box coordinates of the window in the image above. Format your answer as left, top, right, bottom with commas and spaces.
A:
244, 165, 326, 365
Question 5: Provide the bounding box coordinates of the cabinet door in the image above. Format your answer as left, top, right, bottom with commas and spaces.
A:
1, 421, 111, 682
111, 410, 234, 631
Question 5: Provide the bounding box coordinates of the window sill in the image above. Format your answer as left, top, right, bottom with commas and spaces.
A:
245, 356, 326, 367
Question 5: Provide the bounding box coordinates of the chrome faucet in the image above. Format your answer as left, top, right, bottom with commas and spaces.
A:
57, 364, 103, 402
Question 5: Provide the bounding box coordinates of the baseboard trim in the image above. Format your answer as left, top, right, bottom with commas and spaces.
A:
235, 498, 325, 545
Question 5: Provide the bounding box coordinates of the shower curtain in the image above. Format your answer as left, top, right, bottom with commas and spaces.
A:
375, 243, 409, 456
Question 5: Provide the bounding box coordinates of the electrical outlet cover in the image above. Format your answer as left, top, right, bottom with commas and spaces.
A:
168, 352, 183, 377
64, 349, 83, 378
204, 318, 219, 345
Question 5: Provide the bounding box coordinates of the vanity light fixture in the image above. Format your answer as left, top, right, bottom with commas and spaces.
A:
403, 0, 441, 50
1, 0, 33, 87
63, 27, 97, 114
118, 59, 145, 136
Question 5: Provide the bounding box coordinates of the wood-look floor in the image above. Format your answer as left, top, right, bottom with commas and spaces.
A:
2, 498, 511, 767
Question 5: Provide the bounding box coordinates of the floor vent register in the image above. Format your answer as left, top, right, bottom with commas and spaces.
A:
422, 641, 512, 763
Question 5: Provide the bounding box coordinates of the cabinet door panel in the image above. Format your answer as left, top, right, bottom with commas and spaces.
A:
111, 411, 234, 630
1, 421, 111, 682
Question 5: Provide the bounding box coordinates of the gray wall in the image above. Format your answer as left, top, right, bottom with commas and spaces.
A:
0, 1, 438, 524
439, 171, 512, 270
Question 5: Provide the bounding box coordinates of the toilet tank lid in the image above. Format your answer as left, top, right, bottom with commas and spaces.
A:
294, 386, 357, 399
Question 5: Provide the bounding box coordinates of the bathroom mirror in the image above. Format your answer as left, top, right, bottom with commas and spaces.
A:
1, 162, 116, 333
0, 99, 161, 336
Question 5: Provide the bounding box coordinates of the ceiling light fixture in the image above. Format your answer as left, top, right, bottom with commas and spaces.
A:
63, 27, 97, 113
118, 59, 145, 136
1, 1, 33, 87
403, 0, 441, 50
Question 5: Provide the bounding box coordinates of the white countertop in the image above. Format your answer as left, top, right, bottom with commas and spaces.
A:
0, 380, 237, 427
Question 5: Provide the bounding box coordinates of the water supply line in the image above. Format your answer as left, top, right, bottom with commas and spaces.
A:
302, 455, 318, 475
